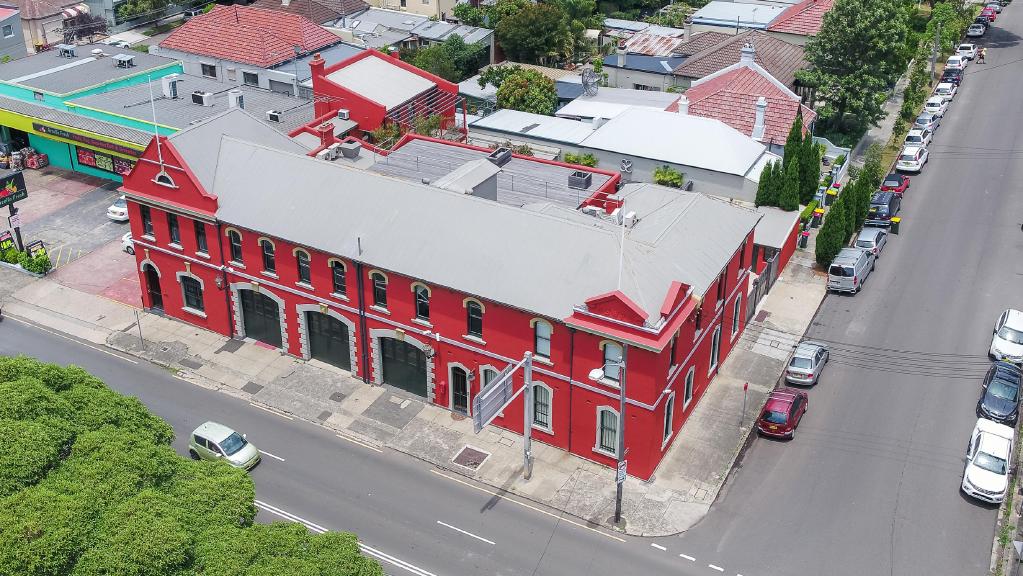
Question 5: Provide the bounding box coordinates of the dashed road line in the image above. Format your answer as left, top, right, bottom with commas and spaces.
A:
708, 564, 724, 572
259, 450, 285, 462
249, 402, 293, 420
650, 543, 667, 551
337, 432, 384, 453
429, 469, 626, 542
680, 554, 696, 562
436, 520, 495, 545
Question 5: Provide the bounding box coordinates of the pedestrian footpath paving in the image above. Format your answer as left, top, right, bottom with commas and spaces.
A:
0, 251, 826, 536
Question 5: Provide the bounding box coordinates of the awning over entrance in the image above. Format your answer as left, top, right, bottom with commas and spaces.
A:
61, 3, 89, 18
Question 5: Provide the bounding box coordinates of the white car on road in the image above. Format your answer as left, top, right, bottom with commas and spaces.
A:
962, 418, 1014, 504
946, 55, 968, 70
934, 82, 957, 102
107, 195, 129, 222
924, 96, 948, 118
904, 127, 932, 148
121, 232, 134, 255
991, 309, 1023, 364
957, 43, 978, 61
896, 145, 928, 173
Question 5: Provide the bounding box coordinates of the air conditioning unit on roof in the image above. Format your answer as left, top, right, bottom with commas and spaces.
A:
337, 108, 350, 121
191, 91, 213, 106
266, 110, 282, 123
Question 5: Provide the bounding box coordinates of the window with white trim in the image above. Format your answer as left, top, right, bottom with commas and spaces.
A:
228, 230, 243, 263
684, 367, 695, 408
663, 392, 675, 443
603, 341, 623, 382
533, 383, 551, 431
260, 239, 275, 273
534, 320, 552, 358
193, 220, 207, 254
181, 276, 203, 311
296, 250, 311, 284
710, 326, 722, 371
371, 272, 387, 308
167, 213, 180, 245
482, 368, 498, 386
732, 295, 742, 337
466, 300, 483, 338
140, 205, 153, 236
596, 407, 618, 455
414, 284, 430, 321
669, 333, 678, 368
330, 261, 346, 295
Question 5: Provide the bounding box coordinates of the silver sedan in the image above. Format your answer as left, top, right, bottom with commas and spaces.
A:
855, 227, 888, 257
785, 342, 830, 385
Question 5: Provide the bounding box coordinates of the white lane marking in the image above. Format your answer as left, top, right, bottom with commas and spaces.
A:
337, 433, 384, 453
255, 499, 438, 576
249, 402, 294, 420
708, 564, 724, 572
8, 316, 138, 363
259, 450, 285, 462
650, 543, 667, 551
436, 520, 496, 545
429, 469, 626, 543
680, 554, 696, 562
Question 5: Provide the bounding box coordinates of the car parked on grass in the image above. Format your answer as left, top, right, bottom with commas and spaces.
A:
962, 418, 1014, 504
785, 342, 829, 386
990, 309, 1023, 364
967, 23, 987, 37
896, 145, 929, 173
866, 191, 902, 226
924, 96, 948, 118
946, 55, 968, 70
978, 362, 1022, 426
854, 227, 888, 257
880, 172, 910, 195
915, 111, 940, 132
904, 128, 932, 149
188, 421, 261, 470
106, 195, 129, 222
934, 82, 957, 102
756, 390, 808, 439
121, 232, 134, 255
827, 247, 875, 294
958, 43, 978, 60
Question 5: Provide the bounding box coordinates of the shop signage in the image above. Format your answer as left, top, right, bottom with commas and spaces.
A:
32, 123, 143, 157
76, 147, 135, 176
0, 171, 27, 209
26, 240, 46, 258
0, 230, 13, 251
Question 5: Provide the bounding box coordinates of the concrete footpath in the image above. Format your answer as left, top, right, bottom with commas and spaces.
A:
1, 253, 825, 537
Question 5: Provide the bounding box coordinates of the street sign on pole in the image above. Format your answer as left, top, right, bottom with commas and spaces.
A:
472, 364, 517, 434
8, 212, 19, 229
616, 460, 627, 485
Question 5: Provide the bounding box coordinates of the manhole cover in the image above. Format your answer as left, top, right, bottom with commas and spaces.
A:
317, 410, 332, 421
452, 446, 490, 470
241, 381, 264, 394
179, 357, 203, 369
330, 392, 346, 402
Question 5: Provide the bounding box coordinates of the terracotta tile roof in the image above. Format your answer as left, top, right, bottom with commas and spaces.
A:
672, 31, 732, 57
767, 0, 834, 37
13, 0, 67, 20
672, 30, 806, 88
160, 5, 340, 68
248, 0, 367, 24
671, 66, 815, 145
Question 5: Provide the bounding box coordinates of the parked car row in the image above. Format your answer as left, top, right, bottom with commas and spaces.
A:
755, 342, 831, 439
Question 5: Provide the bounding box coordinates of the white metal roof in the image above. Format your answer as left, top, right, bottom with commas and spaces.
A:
691, 1, 787, 27
555, 87, 679, 120
326, 56, 435, 110
470, 109, 597, 145
580, 108, 770, 176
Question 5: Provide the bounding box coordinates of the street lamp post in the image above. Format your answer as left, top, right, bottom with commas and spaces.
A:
588, 344, 627, 526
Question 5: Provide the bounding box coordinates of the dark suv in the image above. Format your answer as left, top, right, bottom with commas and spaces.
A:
865, 191, 901, 227
978, 362, 1022, 425
941, 68, 963, 86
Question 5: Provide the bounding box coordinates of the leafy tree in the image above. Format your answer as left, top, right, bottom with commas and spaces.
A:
815, 201, 847, 268
778, 160, 800, 211
653, 165, 685, 188
477, 64, 524, 91
454, 0, 531, 30
800, 0, 911, 136
495, 68, 558, 114
116, 0, 171, 22
496, 3, 572, 64
928, 1, 972, 52
783, 113, 803, 169
798, 132, 821, 205
755, 160, 773, 207
410, 36, 487, 83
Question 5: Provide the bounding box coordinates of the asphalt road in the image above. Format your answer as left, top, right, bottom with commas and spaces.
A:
667, 11, 1023, 576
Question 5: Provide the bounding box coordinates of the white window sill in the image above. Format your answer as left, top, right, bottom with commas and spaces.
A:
683, 394, 693, 411
533, 355, 553, 366
715, 299, 724, 311
260, 271, 278, 279
463, 334, 486, 345
196, 251, 210, 260
707, 363, 719, 378
593, 376, 621, 390
330, 292, 349, 302
661, 432, 674, 451
532, 423, 553, 435
412, 317, 433, 328
141, 234, 155, 242
168, 242, 183, 251
370, 305, 390, 315
592, 446, 617, 459
296, 281, 313, 290
228, 260, 245, 269
182, 306, 207, 318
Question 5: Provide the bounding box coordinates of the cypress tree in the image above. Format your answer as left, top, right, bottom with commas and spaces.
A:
783, 112, 803, 170
755, 160, 772, 207
778, 159, 800, 211
815, 201, 846, 268
798, 130, 820, 205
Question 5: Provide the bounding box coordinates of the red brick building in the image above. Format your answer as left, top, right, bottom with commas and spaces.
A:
121, 109, 762, 480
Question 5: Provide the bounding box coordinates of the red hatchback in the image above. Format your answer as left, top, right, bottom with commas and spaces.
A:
880, 172, 909, 195
982, 7, 996, 21
756, 390, 808, 439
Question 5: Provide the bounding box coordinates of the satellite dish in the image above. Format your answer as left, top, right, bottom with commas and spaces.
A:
582, 69, 600, 97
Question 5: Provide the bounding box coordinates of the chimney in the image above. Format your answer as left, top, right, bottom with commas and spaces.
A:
228, 89, 244, 109
751, 96, 767, 141
683, 19, 691, 43
309, 52, 325, 80
740, 41, 755, 66
317, 122, 335, 148
676, 94, 689, 115
616, 39, 626, 68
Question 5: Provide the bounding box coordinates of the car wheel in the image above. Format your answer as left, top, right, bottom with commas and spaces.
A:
189, 449, 199, 460
125, 246, 135, 255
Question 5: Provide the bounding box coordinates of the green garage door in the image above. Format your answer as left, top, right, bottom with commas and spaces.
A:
380, 337, 427, 397
306, 312, 351, 371
240, 290, 282, 348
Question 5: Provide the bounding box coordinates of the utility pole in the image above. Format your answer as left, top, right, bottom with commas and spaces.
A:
930, 21, 941, 84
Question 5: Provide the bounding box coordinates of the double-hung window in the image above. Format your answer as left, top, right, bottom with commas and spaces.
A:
167, 214, 180, 245
181, 276, 204, 311
260, 240, 275, 274
534, 321, 552, 358
194, 221, 207, 254
296, 250, 311, 284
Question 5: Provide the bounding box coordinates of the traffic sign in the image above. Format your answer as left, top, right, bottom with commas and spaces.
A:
8, 213, 20, 229
616, 460, 627, 484
472, 364, 516, 434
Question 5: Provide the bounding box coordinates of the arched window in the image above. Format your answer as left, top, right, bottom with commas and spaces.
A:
154, 170, 175, 187
684, 366, 695, 408
710, 326, 722, 371
532, 383, 552, 432
662, 392, 675, 445
732, 295, 742, 337
466, 300, 483, 338
414, 284, 430, 321
330, 260, 346, 295
295, 249, 311, 284
595, 406, 619, 456
602, 341, 623, 382
181, 276, 204, 311
371, 272, 387, 308
259, 239, 275, 274
533, 320, 552, 359
227, 230, 243, 263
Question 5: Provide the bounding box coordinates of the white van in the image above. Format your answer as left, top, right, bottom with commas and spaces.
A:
827, 247, 875, 294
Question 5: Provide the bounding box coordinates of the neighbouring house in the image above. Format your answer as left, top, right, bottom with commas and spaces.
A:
555, 86, 680, 122
331, 8, 494, 64
667, 42, 815, 154
152, 5, 353, 98
248, 0, 369, 25
120, 106, 763, 481
302, 49, 459, 139
12, 0, 84, 52
601, 30, 688, 91
0, 5, 26, 60
672, 30, 807, 93
765, 0, 834, 46
360, 0, 455, 22
469, 106, 779, 202
689, 1, 788, 35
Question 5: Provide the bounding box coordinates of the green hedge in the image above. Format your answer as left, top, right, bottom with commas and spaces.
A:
799, 200, 820, 224
0, 248, 51, 274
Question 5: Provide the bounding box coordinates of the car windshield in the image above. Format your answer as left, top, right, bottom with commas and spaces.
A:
113, 198, 126, 209
974, 451, 1008, 475
790, 357, 813, 369
762, 410, 788, 424
998, 325, 1023, 345
989, 380, 1019, 402
219, 432, 248, 456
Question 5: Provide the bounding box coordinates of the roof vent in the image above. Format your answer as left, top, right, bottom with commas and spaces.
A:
266, 110, 282, 123
568, 170, 592, 190
486, 147, 512, 167
581, 205, 601, 216
228, 89, 244, 109
191, 91, 214, 106
339, 141, 362, 158
623, 211, 638, 228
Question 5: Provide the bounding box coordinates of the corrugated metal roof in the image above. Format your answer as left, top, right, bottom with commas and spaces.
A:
209, 137, 761, 320
602, 52, 684, 74
0, 45, 176, 95
469, 109, 596, 145
556, 87, 679, 120
691, 1, 787, 27
0, 94, 151, 145
625, 32, 686, 57
326, 55, 435, 110
750, 202, 799, 249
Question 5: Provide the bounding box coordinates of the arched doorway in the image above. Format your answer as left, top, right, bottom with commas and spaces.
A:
239, 290, 282, 348
379, 337, 427, 397
142, 264, 162, 311
305, 311, 351, 371
450, 366, 469, 415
